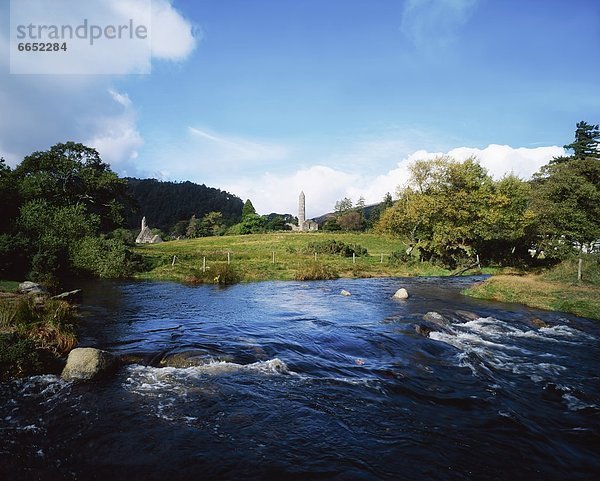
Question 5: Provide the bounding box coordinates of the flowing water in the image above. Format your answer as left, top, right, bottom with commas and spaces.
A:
1, 277, 599, 480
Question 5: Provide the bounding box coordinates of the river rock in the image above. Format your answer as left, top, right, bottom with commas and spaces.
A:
455, 310, 480, 321
340, 289, 351, 296
415, 325, 433, 337
17, 281, 48, 296
61, 348, 118, 381
51, 289, 82, 302
423, 311, 445, 324
392, 288, 409, 300
531, 318, 549, 329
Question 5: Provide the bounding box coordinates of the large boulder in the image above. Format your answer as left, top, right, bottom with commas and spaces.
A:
340, 289, 352, 296
392, 288, 409, 300
18, 281, 48, 296
61, 348, 118, 381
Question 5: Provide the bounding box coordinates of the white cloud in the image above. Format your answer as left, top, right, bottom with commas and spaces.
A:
401, 0, 479, 49
223, 166, 361, 217
0, 0, 197, 168
220, 144, 564, 216
150, 0, 198, 61
84, 89, 143, 175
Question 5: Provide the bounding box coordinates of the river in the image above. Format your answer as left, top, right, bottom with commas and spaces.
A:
1, 277, 599, 480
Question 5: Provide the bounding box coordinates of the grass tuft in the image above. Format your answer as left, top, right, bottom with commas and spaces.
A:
294, 262, 339, 281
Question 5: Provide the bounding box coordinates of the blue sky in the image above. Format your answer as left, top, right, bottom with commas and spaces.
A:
1, 0, 599, 215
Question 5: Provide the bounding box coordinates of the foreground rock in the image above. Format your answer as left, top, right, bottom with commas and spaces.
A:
415, 312, 455, 338
392, 288, 409, 300
340, 290, 351, 296
17, 281, 48, 296
61, 348, 118, 381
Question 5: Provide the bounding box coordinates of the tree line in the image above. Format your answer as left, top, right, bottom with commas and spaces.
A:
374, 121, 599, 268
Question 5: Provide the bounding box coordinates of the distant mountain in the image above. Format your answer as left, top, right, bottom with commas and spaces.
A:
124, 178, 243, 232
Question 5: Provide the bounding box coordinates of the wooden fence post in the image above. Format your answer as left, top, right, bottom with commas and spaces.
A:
203, 257, 206, 273
578, 258, 583, 283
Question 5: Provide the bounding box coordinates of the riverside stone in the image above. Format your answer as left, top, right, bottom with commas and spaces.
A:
17, 281, 48, 296
423, 312, 445, 323
340, 290, 352, 296
61, 348, 118, 381
392, 288, 409, 300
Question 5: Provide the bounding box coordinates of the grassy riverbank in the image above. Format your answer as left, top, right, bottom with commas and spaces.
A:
134, 232, 452, 282
0, 293, 78, 380
464, 257, 600, 320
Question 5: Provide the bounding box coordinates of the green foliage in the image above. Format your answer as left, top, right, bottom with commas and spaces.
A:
186, 214, 199, 238
242, 199, 257, 218
337, 211, 364, 231
0, 333, 43, 381
334, 197, 353, 214
304, 239, 368, 257
71, 236, 145, 278
13, 142, 127, 231
185, 262, 241, 285
377, 156, 532, 268
529, 157, 600, 257
294, 262, 339, 281
0, 295, 79, 380
321, 218, 341, 231
238, 214, 266, 234
561, 121, 600, 160
123, 178, 243, 233
0, 233, 30, 279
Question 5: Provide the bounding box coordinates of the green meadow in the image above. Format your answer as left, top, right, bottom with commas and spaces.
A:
133, 232, 451, 283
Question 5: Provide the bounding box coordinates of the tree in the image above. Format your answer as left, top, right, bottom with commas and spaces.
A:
12, 142, 128, 232
242, 199, 257, 218
529, 157, 600, 256
337, 211, 363, 231
186, 215, 198, 238
334, 197, 353, 214
376, 156, 532, 267
561, 121, 600, 160
199, 211, 225, 236
382, 192, 393, 208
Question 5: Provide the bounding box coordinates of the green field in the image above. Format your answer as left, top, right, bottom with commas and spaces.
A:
134, 232, 451, 282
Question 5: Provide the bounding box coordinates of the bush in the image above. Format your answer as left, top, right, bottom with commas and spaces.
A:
185, 262, 241, 285
1, 296, 77, 356
294, 262, 339, 281
0, 234, 30, 280
0, 333, 43, 381
71, 236, 145, 278
304, 240, 368, 257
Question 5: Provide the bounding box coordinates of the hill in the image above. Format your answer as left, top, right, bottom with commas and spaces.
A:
123, 178, 244, 233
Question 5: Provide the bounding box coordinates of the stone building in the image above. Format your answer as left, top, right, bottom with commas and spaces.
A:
290, 191, 318, 232
135, 216, 163, 244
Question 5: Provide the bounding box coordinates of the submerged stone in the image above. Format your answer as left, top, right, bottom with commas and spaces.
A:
340, 290, 352, 296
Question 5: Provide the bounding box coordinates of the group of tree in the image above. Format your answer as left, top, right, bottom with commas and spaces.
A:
0, 142, 143, 286
123, 178, 243, 235
376, 121, 599, 268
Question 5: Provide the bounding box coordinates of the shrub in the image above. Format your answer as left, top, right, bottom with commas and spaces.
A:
294, 262, 339, 281
185, 262, 241, 285
71, 236, 145, 278
0, 333, 43, 381
0, 297, 77, 356
304, 240, 368, 257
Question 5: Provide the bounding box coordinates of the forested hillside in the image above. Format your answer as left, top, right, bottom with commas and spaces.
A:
124, 178, 243, 233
